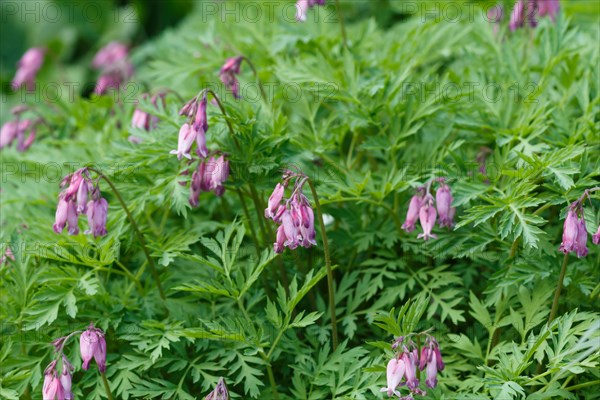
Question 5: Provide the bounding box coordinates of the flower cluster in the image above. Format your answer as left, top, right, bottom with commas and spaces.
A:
189, 155, 230, 206
43, 324, 107, 400
204, 377, 229, 400
559, 189, 600, 258
0, 106, 40, 152
265, 171, 317, 253
174, 92, 230, 206
402, 178, 455, 240
295, 0, 326, 22
508, 0, 560, 31
382, 335, 444, 398
54, 169, 108, 237
92, 42, 133, 95
219, 56, 243, 99
12, 47, 45, 91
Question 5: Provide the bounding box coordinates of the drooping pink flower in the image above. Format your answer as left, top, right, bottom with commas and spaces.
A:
417, 195, 437, 241
379, 357, 405, 397
86, 197, 109, 238
189, 169, 202, 207
66, 200, 80, 235
62, 169, 86, 202
419, 339, 444, 389
12, 47, 45, 91
265, 183, 285, 219
593, 225, 600, 245
16, 120, 36, 152
53, 197, 69, 234
76, 179, 90, 214
92, 42, 128, 69
436, 182, 454, 228
42, 361, 65, 400
281, 210, 300, 250
170, 123, 195, 160
0, 121, 20, 149
274, 225, 287, 254
60, 357, 74, 400
509, 0, 525, 31
402, 348, 420, 390
80, 323, 107, 372
402, 193, 423, 233
559, 210, 579, 254
219, 56, 243, 99
193, 94, 209, 158
92, 42, 133, 95
211, 155, 229, 196
296, 0, 326, 22
205, 377, 229, 400
575, 217, 588, 258
537, 0, 559, 20
1, 246, 15, 265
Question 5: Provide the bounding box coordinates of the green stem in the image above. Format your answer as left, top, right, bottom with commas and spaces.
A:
264, 361, 280, 400
548, 253, 569, 325
248, 185, 269, 243
333, 0, 348, 49
205, 89, 240, 151
307, 179, 338, 351
115, 260, 143, 294
236, 188, 261, 259
100, 372, 114, 400
89, 169, 166, 301
240, 56, 268, 103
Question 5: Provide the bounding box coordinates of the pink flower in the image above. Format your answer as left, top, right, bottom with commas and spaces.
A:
265, 183, 285, 219
419, 339, 444, 389
42, 361, 65, 400
296, 0, 310, 21
205, 377, 229, 400
66, 200, 80, 235
0, 121, 20, 149
53, 197, 69, 234
92, 42, 133, 94
76, 179, 91, 214
402, 348, 420, 390
170, 123, 195, 160
80, 324, 107, 372
60, 357, 74, 400
86, 197, 108, 238
12, 47, 45, 91
509, 0, 525, 31
559, 210, 579, 254
62, 170, 85, 202
282, 210, 300, 250
379, 357, 405, 397
192, 94, 209, 158
575, 217, 588, 258
296, 0, 326, 22
417, 195, 437, 241
92, 42, 128, 69
1, 246, 15, 265
436, 183, 454, 228
16, 120, 36, 152
537, 0, 559, 20
402, 193, 423, 233
593, 225, 600, 245
211, 155, 229, 196
219, 56, 243, 99
274, 225, 286, 254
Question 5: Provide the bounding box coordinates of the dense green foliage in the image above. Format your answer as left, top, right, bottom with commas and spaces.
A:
1, 1, 599, 399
